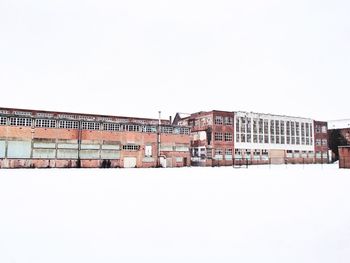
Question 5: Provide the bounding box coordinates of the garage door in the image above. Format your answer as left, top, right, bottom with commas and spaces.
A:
124, 157, 137, 168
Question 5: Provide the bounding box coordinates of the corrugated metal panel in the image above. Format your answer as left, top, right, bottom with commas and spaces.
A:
80, 150, 99, 159
81, 144, 100, 150
57, 149, 78, 159
7, 141, 31, 158
101, 150, 120, 159
33, 142, 56, 149
57, 144, 78, 149
32, 149, 56, 159
0, 140, 6, 158
101, 144, 120, 150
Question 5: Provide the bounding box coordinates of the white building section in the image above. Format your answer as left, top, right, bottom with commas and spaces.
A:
234, 112, 314, 152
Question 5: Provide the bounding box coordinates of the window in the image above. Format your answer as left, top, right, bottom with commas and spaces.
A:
82, 122, 100, 130
322, 126, 327, 133
35, 119, 56, 128
270, 120, 275, 134
9, 117, 32, 127
247, 118, 251, 133
316, 139, 321, 146
264, 135, 269, 144
253, 119, 258, 134
253, 134, 258, 143
296, 122, 300, 136
215, 148, 223, 159
236, 119, 240, 132
103, 123, 121, 131
275, 120, 280, 135
236, 133, 240, 143
286, 121, 290, 136
161, 126, 173, 134
122, 144, 140, 151
59, 120, 79, 129
224, 117, 233, 125
264, 120, 269, 134
127, 125, 141, 132
259, 135, 263, 143
224, 133, 233, 141
280, 121, 285, 135
215, 116, 223, 125
225, 148, 233, 156
281, 136, 285, 144
180, 127, 190, 134
259, 119, 263, 134
215, 132, 223, 141
145, 145, 152, 157
241, 134, 246, 142
296, 137, 300, 145
247, 134, 251, 143
0, 117, 7, 125
241, 117, 246, 133
322, 139, 327, 146
142, 125, 157, 133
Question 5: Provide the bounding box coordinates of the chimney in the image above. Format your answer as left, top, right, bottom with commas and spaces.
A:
169, 116, 172, 125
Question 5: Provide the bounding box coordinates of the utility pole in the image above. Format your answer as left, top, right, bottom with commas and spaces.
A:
157, 111, 161, 167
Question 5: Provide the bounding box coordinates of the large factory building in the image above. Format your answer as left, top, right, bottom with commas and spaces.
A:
0, 107, 190, 168
174, 110, 329, 166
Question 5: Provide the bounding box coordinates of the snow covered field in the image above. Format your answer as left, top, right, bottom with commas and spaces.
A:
0, 164, 349, 263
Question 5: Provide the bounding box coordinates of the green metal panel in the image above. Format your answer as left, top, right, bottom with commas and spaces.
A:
57, 149, 78, 159
0, 140, 5, 158
33, 142, 56, 149
101, 150, 120, 160
80, 150, 100, 159
81, 144, 100, 150
33, 149, 56, 159
7, 141, 31, 158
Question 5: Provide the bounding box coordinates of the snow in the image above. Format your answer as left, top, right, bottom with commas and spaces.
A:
0, 164, 349, 263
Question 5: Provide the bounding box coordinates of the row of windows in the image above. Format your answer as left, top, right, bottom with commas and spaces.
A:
236, 118, 314, 138
214, 116, 233, 125
214, 132, 233, 141
315, 139, 328, 146
236, 133, 314, 145
315, 125, 327, 133
0, 116, 189, 134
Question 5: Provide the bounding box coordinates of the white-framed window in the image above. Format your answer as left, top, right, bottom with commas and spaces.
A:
122, 144, 140, 151
142, 125, 157, 133
322, 139, 327, 146
224, 117, 233, 125
59, 120, 79, 129
35, 119, 56, 128
161, 126, 173, 133
82, 122, 100, 130
322, 126, 327, 133
145, 145, 152, 157
103, 123, 121, 131
180, 127, 190, 134
9, 117, 32, 127
0, 116, 7, 125
224, 133, 233, 141
214, 148, 223, 159
215, 132, 223, 141
214, 116, 223, 125
316, 139, 321, 146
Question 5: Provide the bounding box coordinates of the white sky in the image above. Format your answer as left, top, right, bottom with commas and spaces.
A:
0, 0, 349, 121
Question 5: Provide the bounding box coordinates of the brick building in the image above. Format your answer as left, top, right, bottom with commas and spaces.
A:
327, 119, 350, 160
0, 107, 190, 168
175, 110, 329, 165
174, 111, 234, 166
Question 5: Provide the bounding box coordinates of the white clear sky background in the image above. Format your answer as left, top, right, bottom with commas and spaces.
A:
0, 0, 349, 121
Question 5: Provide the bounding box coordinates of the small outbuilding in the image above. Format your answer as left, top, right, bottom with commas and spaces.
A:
339, 146, 350, 169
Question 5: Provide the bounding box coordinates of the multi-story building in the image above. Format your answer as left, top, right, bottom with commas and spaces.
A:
175, 110, 329, 165
327, 119, 350, 160
0, 107, 191, 168
174, 111, 234, 166
313, 121, 329, 163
